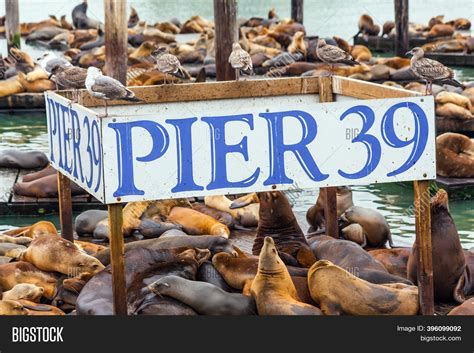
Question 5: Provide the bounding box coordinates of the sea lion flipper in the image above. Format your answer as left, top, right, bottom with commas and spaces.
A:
296, 246, 317, 268
453, 272, 467, 304
233, 224, 251, 231
23, 304, 52, 312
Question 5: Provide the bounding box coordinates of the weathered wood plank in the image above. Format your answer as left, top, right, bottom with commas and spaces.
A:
291, 0, 304, 24
394, 0, 409, 57
104, 0, 128, 84
332, 76, 419, 99
5, 0, 20, 49
57, 172, 74, 241
213, 0, 237, 81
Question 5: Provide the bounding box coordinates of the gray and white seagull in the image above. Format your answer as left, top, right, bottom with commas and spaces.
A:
406, 47, 464, 95
85, 67, 141, 117
316, 38, 359, 72
228, 42, 253, 81
152, 47, 184, 84
49, 64, 87, 102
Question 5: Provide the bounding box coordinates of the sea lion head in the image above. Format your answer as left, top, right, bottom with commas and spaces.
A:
258, 237, 285, 273
209, 237, 237, 256
70, 255, 105, 276
2, 283, 44, 302
148, 275, 178, 295
431, 189, 449, 212
210, 223, 230, 238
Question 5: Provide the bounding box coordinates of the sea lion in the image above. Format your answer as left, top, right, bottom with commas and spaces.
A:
0, 243, 26, 258
95, 235, 236, 266
382, 21, 395, 37
250, 237, 322, 315
0, 262, 57, 299
0, 150, 48, 169
425, 24, 454, 38
408, 189, 472, 303
287, 31, 306, 57
72, 1, 101, 30
20, 300, 65, 316
341, 223, 367, 247
19, 235, 104, 276
436, 103, 473, 120
21, 165, 56, 182
0, 234, 31, 245
4, 221, 58, 239
306, 186, 354, 232
204, 195, 259, 227
13, 174, 86, 198
191, 203, 236, 229
436, 91, 472, 110
167, 207, 230, 238
212, 252, 308, 290
0, 300, 28, 315
308, 260, 419, 315
369, 247, 411, 279
231, 191, 316, 267
137, 219, 182, 239
74, 240, 107, 257
0, 76, 25, 97
448, 298, 474, 315
197, 261, 235, 292
17, 72, 55, 92
355, 14, 380, 38
436, 133, 474, 178
351, 45, 372, 62
74, 210, 108, 237
309, 237, 412, 285
1, 283, 44, 302
340, 206, 394, 248
149, 275, 257, 315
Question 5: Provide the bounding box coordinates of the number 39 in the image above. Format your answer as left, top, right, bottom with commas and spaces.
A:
338, 102, 429, 179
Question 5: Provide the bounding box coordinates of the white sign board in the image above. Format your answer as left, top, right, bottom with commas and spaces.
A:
45, 92, 436, 204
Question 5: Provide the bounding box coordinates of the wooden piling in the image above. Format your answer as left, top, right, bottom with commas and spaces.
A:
57, 172, 73, 242
5, 0, 20, 50
108, 203, 127, 315
318, 76, 338, 238
104, 0, 128, 84
414, 180, 434, 315
394, 0, 409, 57
213, 0, 237, 81
291, 0, 304, 24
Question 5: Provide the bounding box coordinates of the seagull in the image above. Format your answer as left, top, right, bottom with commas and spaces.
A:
406, 47, 464, 95
36, 51, 71, 75
228, 42, 253, 81
316, 39, 359, 73
152, 47, 184, 84
85, 67, 142, 117
49, 64, 87, 103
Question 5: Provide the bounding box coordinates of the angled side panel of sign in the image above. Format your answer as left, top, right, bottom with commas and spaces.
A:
100, 94, 436, 204
45, 92, 105, 202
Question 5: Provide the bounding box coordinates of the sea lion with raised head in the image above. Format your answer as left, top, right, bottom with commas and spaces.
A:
19, 235, 104, 276
149, 275, 257, 315
308, 260, 419, 315
250, 237, 322, 315
408, 189, 472, 303
340, 206, 393, 248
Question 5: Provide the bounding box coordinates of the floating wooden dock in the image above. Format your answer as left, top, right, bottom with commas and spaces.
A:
424, 52, 474, 67
0, 168, 104, 216
436, 116, 474, 136
435, 176, 474, 199
354, 35, 453, 53
0, 92, 46, 112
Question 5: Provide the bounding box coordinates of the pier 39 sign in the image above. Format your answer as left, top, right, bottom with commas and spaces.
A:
45, 92, 436, 204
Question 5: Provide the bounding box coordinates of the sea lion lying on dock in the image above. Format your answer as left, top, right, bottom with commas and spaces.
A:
1, 283, 44, 302
0, 150, 48, 169
308, 260, 419, 315
368, 247, 411, 279
448, 297, 474, 315
13, 174, 87, 198
0, 300, 28, 315
3, 221, 57, 239
204, 195, 258, 227
408, 189, 473, 303
436, 133, 474, 178
167, 207, 230, 238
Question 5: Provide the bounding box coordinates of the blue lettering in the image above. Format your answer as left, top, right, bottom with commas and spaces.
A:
70, 109, 84, 183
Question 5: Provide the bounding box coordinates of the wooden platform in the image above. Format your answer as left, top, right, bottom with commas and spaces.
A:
425, 52, 474, 67
354, 35, 453, 53
0, 168, 104, 216
0, 92, 46, 112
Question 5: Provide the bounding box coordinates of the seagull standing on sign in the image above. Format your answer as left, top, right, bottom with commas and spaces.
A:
85, 67, 142, 117
49, 64, 87, 103
406, 47, 464, 95
152, 47, 184, 84
228, 42, 253, 81
316, 38, 359, 74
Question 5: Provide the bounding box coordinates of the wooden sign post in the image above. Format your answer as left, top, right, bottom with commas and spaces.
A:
213, 0, 237, 81
5, 0, 20, 50
291, 0, 304, 24
104, 0, 128, 84
49, 76, 435, 316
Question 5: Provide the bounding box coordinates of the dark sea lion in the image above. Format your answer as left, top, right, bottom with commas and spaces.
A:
309, 237, 412, 285
13, 174, 86, 198
19, 235, 104, 276
74, 210, 108, 237
0, 150, 48, 169
212, 252, 308, 290
137, 219, 182, 239
135, 295, 198, 315
20, 300, 65, 316
197, 261, 235, 292
436, 133, 474, 178
72, 1, 101, 30
231, 191, 316, 267
95, 235, 236, 266
408, 190, 472, 303
308, 260, 419, 315
340, 206, 394, 248
448, 298, 474, 315
250, 237, 322, 315
369, 247, 411, 278
22, 165, 56, 182
306, 186, 354, 232
149, 275, 257, 315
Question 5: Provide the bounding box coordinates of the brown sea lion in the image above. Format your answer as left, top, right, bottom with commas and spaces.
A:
149, 275, 257, 315
13, 174, 86, 198
306, 186, 354, 232
308, 260, 419, 315
4, 221, 58, 239
19, 235, 104, 276
287, 31, 306, 57
0, 150, 48, 169
351, 45, 372, 62
436, 103, 473, 120
191, 203, 236, 229
20, 300, 65, 316
0, 234, 31, 246
231, 191, 316, 267
355, 14, 380, 38
369, 247, 411, 278
340, 206, 394, 248
0, 76, 25, 97
1, 283, 44, 302
436, 133, 474, 178
382, 21, 395, 37
0, 262, 57, 299
425, 24, 454, 38
0, 300, 28, 315
204, 195, 258, 227
376, 56, 410, 69
22, 165, 56, 182
436, 91, 472, 110
309, 237, 412, 284
408, 189, 472, 303
448, 297, 474, 315
167, 207, 230, 238
250, 237, 322, 315
17, 72, 55, 92
0, 243, 26, 258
